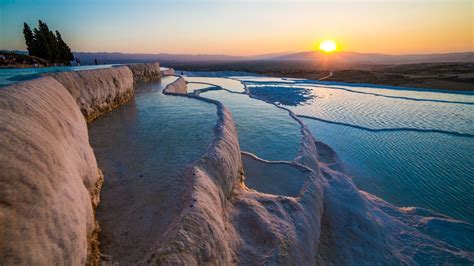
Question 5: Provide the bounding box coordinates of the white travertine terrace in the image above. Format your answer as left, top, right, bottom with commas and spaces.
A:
161, 68, 176, 76
157, 75, 473, 264
246, 82, 474, 264
47, 66, 135, 122
1, 64, 473, 265
154, 79, 324, 264
0, 63, 169, 265
127, 62, 162, 82
0, 77, 103, 264
162, 75, 187, 93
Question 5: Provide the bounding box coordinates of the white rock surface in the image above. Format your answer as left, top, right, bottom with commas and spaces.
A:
148, 79, 325, 264
48, 66, 134, 122
0, 77, 103, 265
2, 67, 471, 265
161, 68, 176, 76
317, 166, 474, 264
141, 80, 240, 264
127, 62, 162, 82
162, 76, 187, 94
151, 76, 473, 264
0, 63, 164, 265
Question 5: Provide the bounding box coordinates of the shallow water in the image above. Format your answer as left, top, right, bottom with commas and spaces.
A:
313, 84, 474, 104
4, 64, 472, 228
303, 117, 474, 223
242, 153, 309, 197
0, 65, 170, 87
248, 84, 474, 136
88, 76, 216, 263
180, 70, 258, 78
0, 64, 117, 86
186, 82, 216, 93
184, 76, 246, 92
236, 76, 296, 83
245, 79, 474, 224
199, 89, 301, 161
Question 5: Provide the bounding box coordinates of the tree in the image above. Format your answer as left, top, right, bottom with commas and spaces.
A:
56, 31, 74, 62
22, 20, 74, 65
23, 23, 36, 56
32, 26, 51, 62
48, 30, 60, 62
36, 20, 58, 62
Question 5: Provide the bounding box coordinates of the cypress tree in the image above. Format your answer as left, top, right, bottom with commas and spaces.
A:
23, 23, 35, 56
22, 20, 74, 65
48, 30, 60, 63
36, 20, 55, 62
33, 26, 51, 62
56, 31, 74, 64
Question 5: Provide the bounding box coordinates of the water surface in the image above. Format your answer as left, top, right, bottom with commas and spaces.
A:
88, 76, 217, 263
184, 76, 245, 92
0, 64, 116, 86
242, 153, 309, 197
200, 89, 301, 161
244, 79, 474, 223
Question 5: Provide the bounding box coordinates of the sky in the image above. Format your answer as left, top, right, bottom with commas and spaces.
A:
0, 0, 472, 56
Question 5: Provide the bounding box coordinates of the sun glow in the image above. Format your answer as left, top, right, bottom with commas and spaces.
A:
319, 40, 337, 53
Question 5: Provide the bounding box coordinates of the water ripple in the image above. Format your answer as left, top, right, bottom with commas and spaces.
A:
298, 115, 474, 138
304, 84, 474, 105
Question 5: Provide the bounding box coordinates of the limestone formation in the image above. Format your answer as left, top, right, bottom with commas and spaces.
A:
162, 76, 187, 94
127, 62, 162, 82
0, 63, 163, 265
1, 65, 472, 265
161, 68, 176, 76
47, 66, 134, 122
0, 77, 103, 264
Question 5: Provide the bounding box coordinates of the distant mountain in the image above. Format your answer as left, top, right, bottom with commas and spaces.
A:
7, 50, 471, 65
265, 51, 474, 64
248, 51, 294, 60
72, 52, 247, 64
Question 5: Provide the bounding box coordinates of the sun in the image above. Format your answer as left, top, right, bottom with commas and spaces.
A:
319, 40, 337, 53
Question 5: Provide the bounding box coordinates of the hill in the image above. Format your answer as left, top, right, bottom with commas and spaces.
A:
266, 51, 474, 65
72, 51, 474, 65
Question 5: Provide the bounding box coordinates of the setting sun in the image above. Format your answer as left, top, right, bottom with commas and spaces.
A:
319, 40, 337, 53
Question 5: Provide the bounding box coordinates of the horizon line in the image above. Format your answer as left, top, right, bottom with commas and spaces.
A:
4, 49, 473, 58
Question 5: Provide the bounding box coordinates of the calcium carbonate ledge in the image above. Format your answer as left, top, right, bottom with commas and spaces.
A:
0, 77, 103, 264
243, 77, 474, 264
0, 63, 165, 265
126, 62, 162, 82
179, 75, 474, 263
144, 75, 325, 264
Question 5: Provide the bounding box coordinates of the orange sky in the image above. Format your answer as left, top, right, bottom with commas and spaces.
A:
1, 0, 473, 55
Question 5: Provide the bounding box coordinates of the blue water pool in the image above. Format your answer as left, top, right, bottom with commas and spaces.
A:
88, 76, 217, 263
199, 89, 302, 162
0, 64, 119, 86
242, 78, 474, 224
